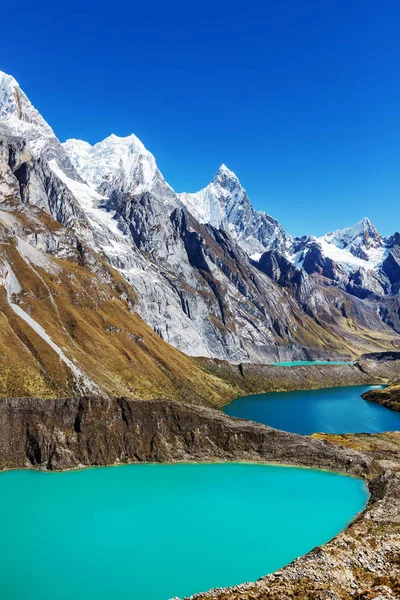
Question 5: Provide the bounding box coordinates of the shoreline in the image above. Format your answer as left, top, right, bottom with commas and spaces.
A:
221, 382, 386, 407
0, 456, 373, 481
195, 357, 400, 408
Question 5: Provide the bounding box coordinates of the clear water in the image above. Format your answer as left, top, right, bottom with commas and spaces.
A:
268, 360, 353, 367
0, 464, 368, 600
224, 385, 400, 435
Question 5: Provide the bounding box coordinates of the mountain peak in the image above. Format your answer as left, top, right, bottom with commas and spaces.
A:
356, 216, 376, 231
0, 70, 19, 92
63, 131, 175, 199
0, 69, 56, 156
0, 70, 21, 121
320, 216, 383, 264
214, 163, 239, 182
324, 217, 380, 243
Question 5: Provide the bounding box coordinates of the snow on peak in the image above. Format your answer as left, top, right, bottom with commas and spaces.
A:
324, 217, 380, 246
303, 217, 387, 271
322, 216, 382, 258
215, 164, 238, 180
0, 71, 20, 121
63, 133, 174, 199
178, 165, 245, 228
178, 166, 291, 255
0, 70, 56, 155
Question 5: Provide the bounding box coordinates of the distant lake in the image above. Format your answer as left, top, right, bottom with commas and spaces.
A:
0, 464, 367, 600
224, 385, 400, 435
267, 360, 353, 366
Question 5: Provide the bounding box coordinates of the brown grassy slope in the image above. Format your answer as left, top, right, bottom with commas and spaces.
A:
0, 233, 239, 404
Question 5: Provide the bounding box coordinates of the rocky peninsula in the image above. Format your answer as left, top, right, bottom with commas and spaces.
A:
362, 381, 400, 412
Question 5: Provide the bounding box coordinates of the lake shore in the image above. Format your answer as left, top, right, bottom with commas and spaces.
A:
195, 354, 400, 408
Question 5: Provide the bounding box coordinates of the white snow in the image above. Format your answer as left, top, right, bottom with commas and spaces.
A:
48, 159, 132, 253
312, 218, 388, 271
289, 218, 389, 273
17, 237, 61, 274
316, 238, 385, 271
178, 164, 292, 256
323, 217, 379, 249
63, 134, 174, 198
0, 70, 57, 157
178, 165, 236, 227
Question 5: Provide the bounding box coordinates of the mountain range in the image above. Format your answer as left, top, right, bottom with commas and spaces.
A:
0, 69, 399, 398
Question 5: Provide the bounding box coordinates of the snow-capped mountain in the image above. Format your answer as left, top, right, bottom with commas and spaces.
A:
179, 165, 292, 257
0, 72, 55, 155
0, 68, 399, 374
64, 140, 292, 258
63, 135, 175, 202
291, 218, 388, 272
285, 218, 398, 298
0, 72, 75, 173
321, 217, 385, 263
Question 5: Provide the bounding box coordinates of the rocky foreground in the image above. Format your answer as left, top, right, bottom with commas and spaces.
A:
0, 394, 399, 600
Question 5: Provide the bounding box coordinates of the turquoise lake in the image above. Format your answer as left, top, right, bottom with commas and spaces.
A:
0, 464, 368, 600
224, 385, 400, 434
267, 360, 353, 366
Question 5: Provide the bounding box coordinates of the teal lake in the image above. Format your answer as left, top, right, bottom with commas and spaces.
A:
224, 385, 400, 434
0, 464, 368, 600
267, 360, 353, 366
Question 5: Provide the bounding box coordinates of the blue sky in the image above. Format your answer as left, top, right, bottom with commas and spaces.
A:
1, 0, 399, 236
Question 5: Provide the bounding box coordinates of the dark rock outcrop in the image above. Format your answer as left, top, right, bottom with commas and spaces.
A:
359, 351, 400, 362
0, 396, 373, 475
381, 245, 400, 294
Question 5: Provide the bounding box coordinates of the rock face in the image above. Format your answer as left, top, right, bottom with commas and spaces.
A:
197, 357, 400, 405
0, 396, 373, 474
360, 351, 400, 362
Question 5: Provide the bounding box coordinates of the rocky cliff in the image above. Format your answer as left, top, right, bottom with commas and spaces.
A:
0, 396, 372, 474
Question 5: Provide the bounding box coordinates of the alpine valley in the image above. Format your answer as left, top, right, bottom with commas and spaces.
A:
0, 69, 399, 400
2, 69, 400, 600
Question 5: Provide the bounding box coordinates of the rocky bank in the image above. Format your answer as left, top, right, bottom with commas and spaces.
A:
198, 356, 400, 406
